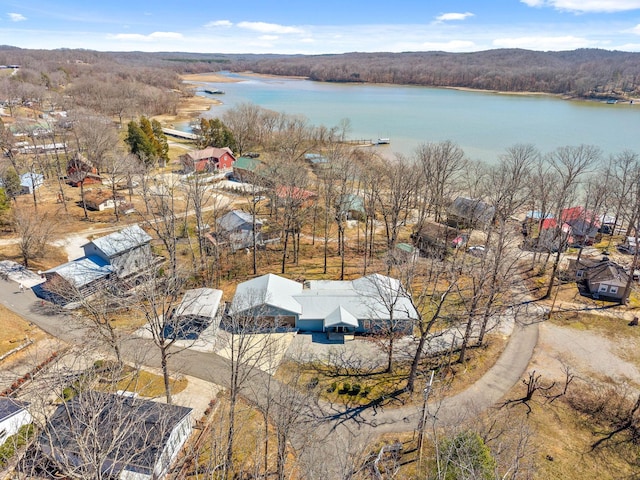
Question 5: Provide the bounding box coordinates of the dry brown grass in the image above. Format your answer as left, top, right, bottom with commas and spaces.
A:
281, 334, 507, 409
0, 304, 48, 357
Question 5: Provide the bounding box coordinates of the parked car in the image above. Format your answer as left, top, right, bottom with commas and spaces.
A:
451, 234, 469, 249
467, 245, 486, 256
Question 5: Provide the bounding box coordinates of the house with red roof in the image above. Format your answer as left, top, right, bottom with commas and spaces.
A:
560, 206, 601, 246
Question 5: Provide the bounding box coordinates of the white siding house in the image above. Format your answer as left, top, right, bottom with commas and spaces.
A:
0, 398, 31, 445
39, 391, 192, 480
229, 273, 417, 335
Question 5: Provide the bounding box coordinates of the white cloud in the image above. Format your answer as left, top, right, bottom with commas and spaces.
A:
493, 35, 596, 50
204, 20, 233, 28
237, 21, 304, 34
629, 23, 640, 34
435, 12, 474, 22
521, 0, 640, 12
259, 35, 279, 41
8, 13, 26, 22
109, 31, 183, 42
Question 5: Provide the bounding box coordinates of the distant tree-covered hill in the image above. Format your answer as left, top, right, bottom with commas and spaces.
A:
150, 48, 640, 99
1, 46, 638, 100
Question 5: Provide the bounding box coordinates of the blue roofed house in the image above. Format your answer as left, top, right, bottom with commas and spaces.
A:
38, 224, 157, 303
229, 273, 418, 338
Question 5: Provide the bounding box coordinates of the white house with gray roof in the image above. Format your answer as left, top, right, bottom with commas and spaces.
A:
38, 391, 192, 480
0, 398, 31, 446
229, 273, 417, 335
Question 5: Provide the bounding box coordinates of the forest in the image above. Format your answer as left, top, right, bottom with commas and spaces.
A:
2, 46, 640, 100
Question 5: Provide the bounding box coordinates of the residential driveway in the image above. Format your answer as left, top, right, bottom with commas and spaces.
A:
134, 323, 297, 375
286, 332, 415, 370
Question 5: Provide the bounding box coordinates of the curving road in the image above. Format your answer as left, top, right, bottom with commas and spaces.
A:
0, 277, 541, 479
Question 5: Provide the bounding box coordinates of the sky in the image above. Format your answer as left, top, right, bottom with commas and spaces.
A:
2, 0, 640, 54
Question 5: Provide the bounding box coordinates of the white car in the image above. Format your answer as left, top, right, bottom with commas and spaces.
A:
467, 245, 486, 256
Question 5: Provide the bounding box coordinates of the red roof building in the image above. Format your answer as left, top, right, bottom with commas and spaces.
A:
180, 147, 236, 173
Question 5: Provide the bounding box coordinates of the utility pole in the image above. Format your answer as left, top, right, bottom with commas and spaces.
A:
417, 370, 435, 468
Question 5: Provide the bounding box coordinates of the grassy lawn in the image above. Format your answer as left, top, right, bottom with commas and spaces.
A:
114, 366, 188, 398
278, 334, 507, 409
90, 361, 188, 398
0, 304, 48, 357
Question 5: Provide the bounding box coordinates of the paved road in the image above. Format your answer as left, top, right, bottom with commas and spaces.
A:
0, 276, 541, 479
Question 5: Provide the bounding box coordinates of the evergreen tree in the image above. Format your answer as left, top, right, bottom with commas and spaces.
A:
125, 121, 155, 166
196, 118, 237, 151
0, 188, 10, 214
151, 119, 169, 163
1, 168, 21, 201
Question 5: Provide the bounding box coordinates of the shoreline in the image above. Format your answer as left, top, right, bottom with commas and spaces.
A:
182, 70, 640, 103
164, 71, 639, 129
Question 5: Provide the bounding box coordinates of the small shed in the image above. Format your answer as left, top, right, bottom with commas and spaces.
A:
0, 398, 31, 445
83, 190, 126, 211
19, 173, 43, 195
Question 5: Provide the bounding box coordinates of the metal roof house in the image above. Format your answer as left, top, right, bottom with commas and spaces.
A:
229, 273, 417, 336
38, 391, 192, 480
38, 225, 156, 303
0, 398, 31, 445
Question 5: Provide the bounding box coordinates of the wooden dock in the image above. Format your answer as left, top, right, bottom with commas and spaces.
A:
162, 128, 198, 141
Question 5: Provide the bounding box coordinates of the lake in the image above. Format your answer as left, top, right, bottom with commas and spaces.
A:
188, 72, 640, 163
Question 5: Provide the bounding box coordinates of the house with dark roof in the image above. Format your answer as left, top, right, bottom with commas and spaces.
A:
576, 258, 630, 302
560, 206, 601, 246
447, 197, 496, 228
83, 189, 126, 211
180, 147, 236, 173
215, 210, 264, 252
38, 391, 192, 480
446, 196, 495, 229
229, 273, 418, 337
411, 221, 465, 259
0, 398, 31, 445
39, 224, 157, 302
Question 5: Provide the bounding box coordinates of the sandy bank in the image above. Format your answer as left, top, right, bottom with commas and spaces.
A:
153, 95, 220, 127
181, 72, 240, 83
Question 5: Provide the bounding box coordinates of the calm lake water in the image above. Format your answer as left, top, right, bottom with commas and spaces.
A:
187, 72, 640, 163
